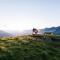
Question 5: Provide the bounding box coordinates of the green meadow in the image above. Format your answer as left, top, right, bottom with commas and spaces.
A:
0, 35, 60, 60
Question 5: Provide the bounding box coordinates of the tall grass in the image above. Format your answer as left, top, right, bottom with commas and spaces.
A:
0, 35, 60, 60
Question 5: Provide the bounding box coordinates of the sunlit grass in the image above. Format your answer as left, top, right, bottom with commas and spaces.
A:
0, 35, 60, 60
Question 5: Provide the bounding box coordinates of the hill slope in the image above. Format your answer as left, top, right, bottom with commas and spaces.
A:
0, 35, 60, 60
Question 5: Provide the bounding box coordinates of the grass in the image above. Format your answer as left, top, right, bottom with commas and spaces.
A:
0, 35, 60, 60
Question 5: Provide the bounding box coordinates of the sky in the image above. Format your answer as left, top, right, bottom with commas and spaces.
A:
0, 0, 60, 31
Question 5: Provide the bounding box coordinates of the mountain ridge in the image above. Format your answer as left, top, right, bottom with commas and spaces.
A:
0, 26, 60, 37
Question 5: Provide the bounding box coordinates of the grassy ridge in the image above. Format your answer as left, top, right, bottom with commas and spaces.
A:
0, 35, 60, 60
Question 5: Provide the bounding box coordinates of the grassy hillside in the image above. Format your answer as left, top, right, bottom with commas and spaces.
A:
0, 35, 60, 60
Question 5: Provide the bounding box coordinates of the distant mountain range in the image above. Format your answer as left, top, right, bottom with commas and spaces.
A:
0, 26, 60, 37
21, 26, 60, 35
43, 26, 60, 35
0, 30, 12, 37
